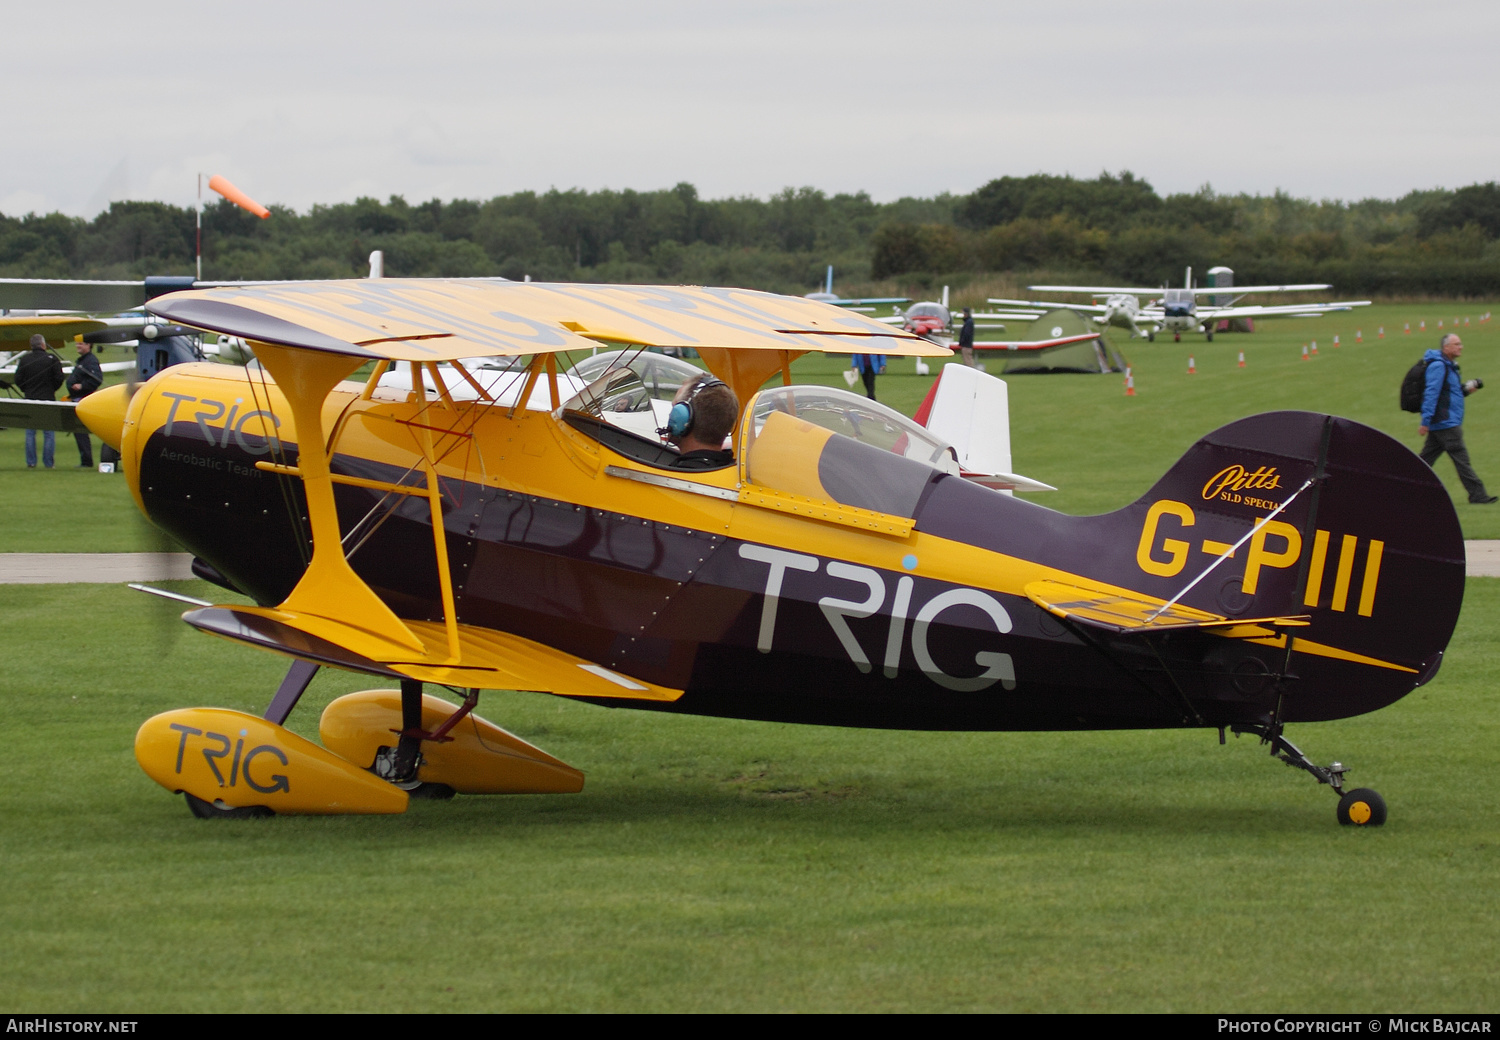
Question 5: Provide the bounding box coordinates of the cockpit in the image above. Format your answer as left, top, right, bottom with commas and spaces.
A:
739, 385, 960, 518
905, 302, 951, 325
1162, 289, 1195, 318
558, 358, 965, 521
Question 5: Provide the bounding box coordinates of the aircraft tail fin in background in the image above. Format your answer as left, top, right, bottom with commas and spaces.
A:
915, 363, 1055, 492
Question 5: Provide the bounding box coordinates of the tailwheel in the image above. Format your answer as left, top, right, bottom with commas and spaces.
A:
1229, 721, 1387, 827
1336, 788, 1387, 827
184, 792, 274, 819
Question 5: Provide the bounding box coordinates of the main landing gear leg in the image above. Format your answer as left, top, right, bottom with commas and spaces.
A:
370, 679, 456, 800
1231, 722, 1387, 826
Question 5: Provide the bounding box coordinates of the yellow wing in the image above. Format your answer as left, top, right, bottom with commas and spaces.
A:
145, 279, 949, 361
0, 315, 108, 346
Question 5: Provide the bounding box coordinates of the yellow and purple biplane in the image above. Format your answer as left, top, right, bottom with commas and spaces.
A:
70, 279, 1462, 826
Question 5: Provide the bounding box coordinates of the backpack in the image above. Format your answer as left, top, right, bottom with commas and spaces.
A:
1400, 356, 1452, 421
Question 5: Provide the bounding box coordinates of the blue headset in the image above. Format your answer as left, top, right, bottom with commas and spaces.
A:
660, 376, 726, 438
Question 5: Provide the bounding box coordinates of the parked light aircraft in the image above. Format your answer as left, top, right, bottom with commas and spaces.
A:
70, 279, 1460, 827
871, 287, 1099, 360
994, 268, 1371, 342
803, 266, 909, 313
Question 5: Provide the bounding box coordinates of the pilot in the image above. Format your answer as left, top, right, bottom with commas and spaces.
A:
661, 374, 737, 469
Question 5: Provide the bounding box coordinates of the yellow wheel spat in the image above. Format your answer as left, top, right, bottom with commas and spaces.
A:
1348, 800, 1372, 825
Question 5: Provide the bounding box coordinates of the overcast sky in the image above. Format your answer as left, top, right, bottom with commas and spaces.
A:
5, 0, 1496, 217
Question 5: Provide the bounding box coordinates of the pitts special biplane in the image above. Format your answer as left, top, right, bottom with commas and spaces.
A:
75, 280, 1464, 826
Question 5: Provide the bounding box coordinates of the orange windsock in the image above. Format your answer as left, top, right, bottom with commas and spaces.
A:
208, 175, 269, 219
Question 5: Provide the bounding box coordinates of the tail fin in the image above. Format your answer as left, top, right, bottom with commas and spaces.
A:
916, 363, 1055, 493
1122, 411, 1463, 719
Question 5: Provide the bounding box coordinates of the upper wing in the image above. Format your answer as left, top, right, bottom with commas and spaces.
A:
1027, 284, 1160, 295
1197, 301, 1373, 321
991, 297, 1111, 315
1189, 283, 1332, 295
0, 315, 109, 344
147, 280, 949, 361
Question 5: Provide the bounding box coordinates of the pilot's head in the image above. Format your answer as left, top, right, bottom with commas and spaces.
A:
665, 374, 738, 450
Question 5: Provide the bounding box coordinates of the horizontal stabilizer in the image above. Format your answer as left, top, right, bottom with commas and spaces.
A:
1024, 579, 1308, 635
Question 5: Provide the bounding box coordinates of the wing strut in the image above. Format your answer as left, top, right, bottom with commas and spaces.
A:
250, 342, 426, 654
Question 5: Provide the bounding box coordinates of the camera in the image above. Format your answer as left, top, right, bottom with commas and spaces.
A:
1464, 378, 1484, 394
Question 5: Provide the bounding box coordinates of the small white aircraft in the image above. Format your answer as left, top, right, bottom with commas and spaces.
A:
993, 268, 1371, 342
803, 266, 910, 312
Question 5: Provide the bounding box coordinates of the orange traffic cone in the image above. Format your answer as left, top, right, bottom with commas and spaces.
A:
1188, 356, 1196, 374
1379, 326, 1385, 339
1124, 368, 1136, 396
1301, 345, 1309, 361
1333, 335, 1340, 349
1405, 322, 1411, 334
1237, 351, 1246, 368
1465, 316, 1471, 326
1356, 330, 1362, 343
1439, 320, 1444, 328
1310, 341, 1319, 356
1421, 320, 1426, 331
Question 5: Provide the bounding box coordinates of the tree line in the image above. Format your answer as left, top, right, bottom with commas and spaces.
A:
5, 174, 1500, 297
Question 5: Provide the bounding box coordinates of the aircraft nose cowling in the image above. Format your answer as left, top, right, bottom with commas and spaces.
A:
76, 383, 130, 450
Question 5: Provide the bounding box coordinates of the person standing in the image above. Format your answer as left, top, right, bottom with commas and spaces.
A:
1419, 333, 1496, 504
958, 307, 976, 367
67, 339, 104, 467
15, 334, 63, 469
850, 354, 885, 400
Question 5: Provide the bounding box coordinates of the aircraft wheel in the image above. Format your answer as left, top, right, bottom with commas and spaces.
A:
1206, 329, 1215, 342
184, 792, 274, 819
1147, 331, 1155, 342
403, 781, 456, 801
1336, 788, 1387, 827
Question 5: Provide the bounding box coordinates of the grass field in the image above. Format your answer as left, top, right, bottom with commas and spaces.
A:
1, 303, 1498, 1012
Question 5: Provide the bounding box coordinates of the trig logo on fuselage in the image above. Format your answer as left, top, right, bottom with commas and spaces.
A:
169, 723, 290, 794
738, 544, 1017, 692
159, 391, 283, 455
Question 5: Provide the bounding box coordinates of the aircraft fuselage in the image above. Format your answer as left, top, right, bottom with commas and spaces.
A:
118, 364, 1460, 733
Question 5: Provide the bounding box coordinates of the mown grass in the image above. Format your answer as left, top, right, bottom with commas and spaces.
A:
0, 580, 1496, 1011
1, 304, 1498, 1011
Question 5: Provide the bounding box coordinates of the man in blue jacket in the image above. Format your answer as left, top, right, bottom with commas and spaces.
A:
1419, 333, 1497, 504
